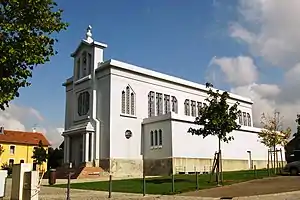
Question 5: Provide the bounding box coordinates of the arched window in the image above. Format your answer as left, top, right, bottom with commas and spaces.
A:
247, 113, 251, 126
126, 86, 130, 114
164, 94, 170, 114
148, 91, 155, 117
184, 99, 190, 116
150, 131, 154, 147
171, 96, 178, 113
191, 100, 196, 117
154, 130, 158, 146
131, 92, 135, 115
121, 91, 125, 114
82, 51, 87, 77
243, 112, 247, 126
238, 112, 242, 125
197, 102, 202, 117
158, 129, 162, 146
156, 93, 163, 115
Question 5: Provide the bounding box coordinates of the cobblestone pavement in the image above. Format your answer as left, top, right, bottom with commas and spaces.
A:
3, 177, 300, 200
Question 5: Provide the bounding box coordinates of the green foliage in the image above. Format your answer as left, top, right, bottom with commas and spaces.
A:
1, 163, 12, 175
188, 83, 241, 143
32, 140, 48, 165
47, 147, 63, 169
0, 0, 68, 110
258, 112, 291, 148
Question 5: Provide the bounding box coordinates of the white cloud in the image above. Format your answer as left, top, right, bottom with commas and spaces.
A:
211, 56, 258, 86
231, 0, 300, 67
0, 104, 63, 148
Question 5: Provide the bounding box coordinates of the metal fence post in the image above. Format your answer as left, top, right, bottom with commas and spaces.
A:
143, 174, 146, 196
108, 175, 112, 198
171, 173, 175, 193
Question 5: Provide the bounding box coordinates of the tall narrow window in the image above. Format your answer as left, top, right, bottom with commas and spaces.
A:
197, 102, 202, 117
184, 99, 190, 116
191, 100, 196, 117
121, 91, 125, 114
164, 94, 170, 114
76, 58, 80, 80
238, 112, 242, 125
87, 53, 92, 74
150, 131, 154, 146
171, 96, 178, 113
131, 92, 135, 115
159, 129, 163, 146
10, 146, 15, 155
156, 93, 163, 115
78, 91, 90, 116
126, 86, 130, 114
154, 130, 158, 146
247, 113, 251, 126
82, 52, 87, 77
148, 91, 155, 117
243, 112, 247, 126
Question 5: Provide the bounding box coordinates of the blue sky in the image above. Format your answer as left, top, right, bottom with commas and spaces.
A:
10, 0, 299, 135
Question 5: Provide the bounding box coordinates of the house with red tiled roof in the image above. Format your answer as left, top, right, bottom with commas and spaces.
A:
0, 127, 50, 172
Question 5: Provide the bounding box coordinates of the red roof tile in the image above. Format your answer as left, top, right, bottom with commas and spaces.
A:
0, 130, 50, 146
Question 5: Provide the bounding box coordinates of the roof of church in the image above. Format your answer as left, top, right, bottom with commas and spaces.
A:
0, 129, 50, 146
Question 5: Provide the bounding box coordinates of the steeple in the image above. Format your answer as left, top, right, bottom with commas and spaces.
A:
85, 25, 93, 43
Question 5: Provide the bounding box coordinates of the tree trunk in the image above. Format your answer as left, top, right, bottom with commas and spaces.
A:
217, 136, 222, 185
273, 144, 276, 174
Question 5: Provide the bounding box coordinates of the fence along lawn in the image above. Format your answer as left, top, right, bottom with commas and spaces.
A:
52, 169, 276, 195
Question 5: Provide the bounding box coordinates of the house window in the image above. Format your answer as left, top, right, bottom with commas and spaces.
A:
191, 100, 196, 117
243, 112, 247, 126
171, 96, 178, 113
247, 113, 251, 126
78, 91, 90, 116
197, 102, 202, 117
8, 159, 14, 167
121, 91, 125, 114
150, 131, 154, 146
10, 146, 15, 155
158, 129, 162, 146
184, 99, 190, 116
126, 86, 130, 114
238, 112, 243, 125
20, 160, 24, 164
154, 130, 158, 146
148, 91, 155, 117
131, 93, 135, 115
164, 94, 170, 114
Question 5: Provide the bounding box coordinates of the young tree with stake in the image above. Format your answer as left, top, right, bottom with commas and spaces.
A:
258, 112, 291, 173
188, 82, 241, 185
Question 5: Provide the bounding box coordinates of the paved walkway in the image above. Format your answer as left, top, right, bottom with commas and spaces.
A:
3, 176, 300, 199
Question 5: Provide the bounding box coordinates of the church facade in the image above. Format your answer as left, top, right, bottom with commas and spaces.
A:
62, 27, 275, 177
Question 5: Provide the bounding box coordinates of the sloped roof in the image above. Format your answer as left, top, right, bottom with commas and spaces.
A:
0, 130, 50, 146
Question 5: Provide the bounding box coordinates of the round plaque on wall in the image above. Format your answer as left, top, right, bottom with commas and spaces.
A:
125, 130, 132, 139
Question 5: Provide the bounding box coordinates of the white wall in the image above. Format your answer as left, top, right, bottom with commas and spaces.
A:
108, 66, 255, 160
142, 115, 173, 159
171, 114, 269, 160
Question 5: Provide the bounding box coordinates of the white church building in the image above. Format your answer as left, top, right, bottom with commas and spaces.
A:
62, 26, 274, 177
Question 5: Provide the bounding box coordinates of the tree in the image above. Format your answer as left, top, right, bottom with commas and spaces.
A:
32, 140, 48, 170
0, 0, 68, 110
258, 111, 291, 173
0, 145, 4, 157
188, 82, 241, 185
47, 147, 63, 170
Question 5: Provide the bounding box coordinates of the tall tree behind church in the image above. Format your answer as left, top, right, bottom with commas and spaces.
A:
0, 0, 68, 110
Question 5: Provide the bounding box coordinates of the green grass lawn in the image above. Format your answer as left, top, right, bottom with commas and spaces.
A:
51, 169, 277, 195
